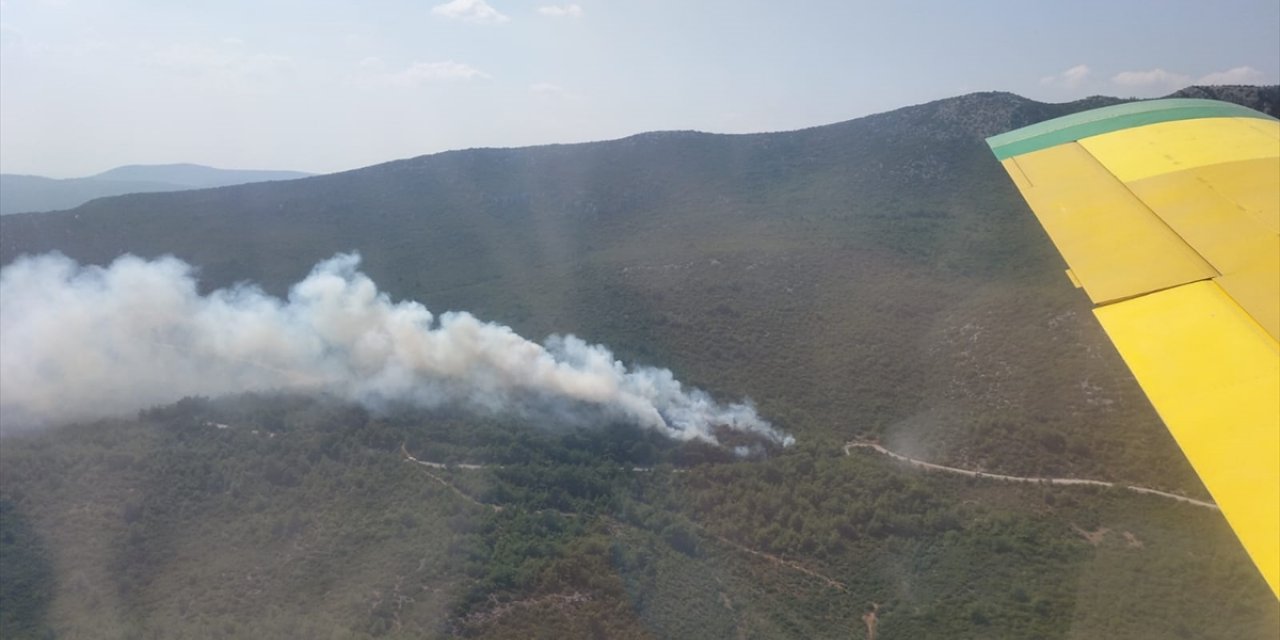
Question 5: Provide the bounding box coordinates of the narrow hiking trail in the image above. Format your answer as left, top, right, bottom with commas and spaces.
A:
397, 444, 849, 591
400, 444, 502, 512
708, 534, 847, 592
843, 441, 1219, 510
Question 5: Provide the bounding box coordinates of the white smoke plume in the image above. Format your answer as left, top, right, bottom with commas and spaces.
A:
0, 252, 793, 447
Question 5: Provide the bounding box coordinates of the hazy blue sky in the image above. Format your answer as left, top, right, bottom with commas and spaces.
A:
2, 0, 1277, 177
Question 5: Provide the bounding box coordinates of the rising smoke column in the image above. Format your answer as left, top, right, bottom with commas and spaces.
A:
0, 252, 793, 446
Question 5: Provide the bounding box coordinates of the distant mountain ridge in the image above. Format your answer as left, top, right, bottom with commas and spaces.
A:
0, 163, 313, 215
85, 163, 313, 187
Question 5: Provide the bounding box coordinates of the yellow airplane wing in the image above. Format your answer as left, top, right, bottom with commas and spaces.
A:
987, 98, 1280, 598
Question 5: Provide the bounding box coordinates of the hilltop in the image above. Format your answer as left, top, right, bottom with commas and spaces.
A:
8, 86, 1276, 486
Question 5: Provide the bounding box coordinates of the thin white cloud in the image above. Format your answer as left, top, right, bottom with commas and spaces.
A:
1111, 68, 1191, 88
0, 22, 21, 49
1198, 66, 1265, 85
530, 82, 565, 95
150, 43, 293, 82
1039, 64, 1091, 88
383, 60, 490, 86
431, 0, 509, 24
528, 82, 583, 101
537, 4, 584, 18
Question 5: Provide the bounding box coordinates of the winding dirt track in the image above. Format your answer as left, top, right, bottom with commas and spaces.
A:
843, 441, 1218, 510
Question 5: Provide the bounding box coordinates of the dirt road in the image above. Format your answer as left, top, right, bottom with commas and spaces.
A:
843, 441, 1218, 510
397, 440, 1218, 511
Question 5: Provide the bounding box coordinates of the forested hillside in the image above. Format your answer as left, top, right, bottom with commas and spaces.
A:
2, 86, 1277, 638
2, 394, 1275, 638
9, 89, 1259, 486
